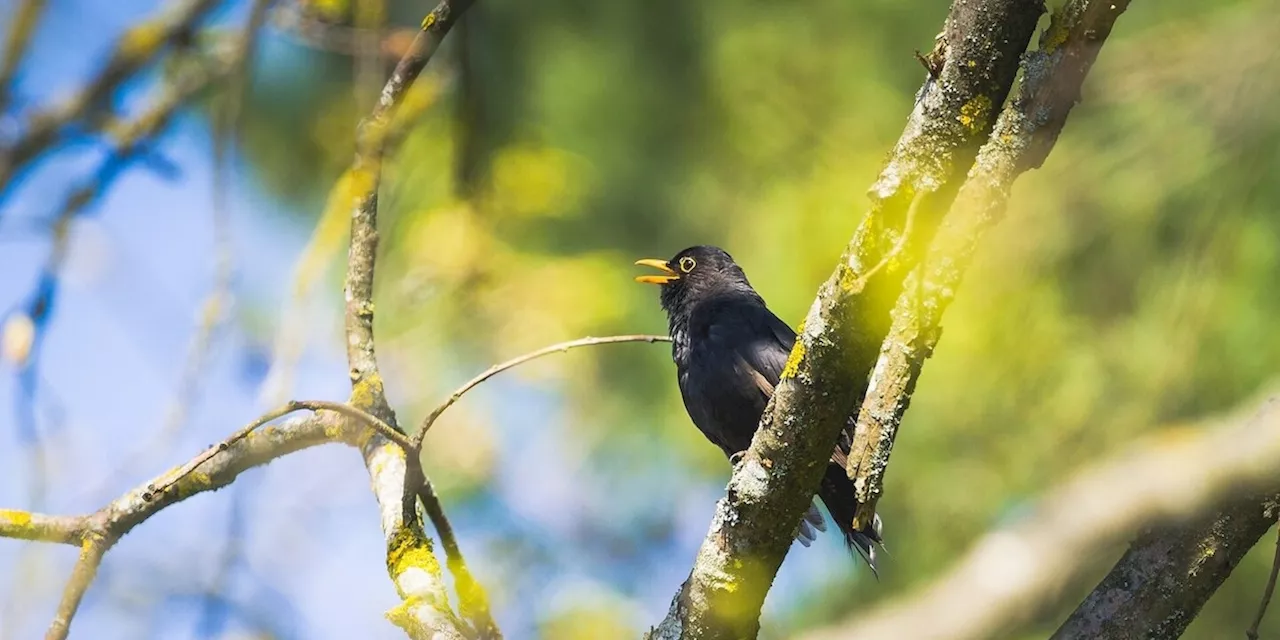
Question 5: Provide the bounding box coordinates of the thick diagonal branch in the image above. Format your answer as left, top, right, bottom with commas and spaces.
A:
846, 0, 1134, 525
1051, 497, 1278, 640
649, 1, 1043, 637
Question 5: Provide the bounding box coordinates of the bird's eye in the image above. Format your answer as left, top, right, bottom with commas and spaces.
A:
678, 257, 697, 273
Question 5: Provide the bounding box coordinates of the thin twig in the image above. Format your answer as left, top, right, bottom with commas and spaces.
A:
398, 333, 667, 637
418, 480, 500, 638
149, 399, 413, 498
146, 404, 298, 500
5, 413, 343, 638
0, 0, 49, 111
45, 533, 110, 640
1247, 522, 1280, 640
411, 334, 672, 449
271, 2, 417, 59
0, 0, 221, 196
293, 400, 414, 450
83, 8, 276, 503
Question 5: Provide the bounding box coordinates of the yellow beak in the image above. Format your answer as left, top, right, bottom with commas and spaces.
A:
634, 258, 679, 285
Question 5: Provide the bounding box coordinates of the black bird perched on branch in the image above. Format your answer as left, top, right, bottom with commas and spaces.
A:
636, 245, 883, 573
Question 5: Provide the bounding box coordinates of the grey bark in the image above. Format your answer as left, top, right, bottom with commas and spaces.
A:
1052, 499, 1280, 639
648, 0, 1045, 637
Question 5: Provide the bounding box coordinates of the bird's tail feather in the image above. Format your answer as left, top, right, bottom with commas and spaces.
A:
795, 502, 828, 547
817, 461, 886, 577
844, 512, 884, 579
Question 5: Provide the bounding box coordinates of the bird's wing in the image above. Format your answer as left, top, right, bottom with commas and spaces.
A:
722, 304, 858, 463
717, 303, 796, 389
713, 304, 863, 548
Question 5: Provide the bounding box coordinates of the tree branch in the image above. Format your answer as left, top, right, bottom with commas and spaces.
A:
344, 1, 475, 418
799, 393, 1280, 640
411, 334, 672, 448
0, 0, 48, 112
0, 509, 84, 545
13, 12, 273, 439
0, 0, 222, 196
1052, 497, 1278, 640
0, 411, 350, 637
1246, 524, 1280, 640
0, 393, 473, 638
150, 399, 412, 498
367, 435, 468, 640
45, 534, 109, 640
846, 0, 1134, 525
336, 2, 482, 638
649, 1, 1043, 637
417, 478, 499, 639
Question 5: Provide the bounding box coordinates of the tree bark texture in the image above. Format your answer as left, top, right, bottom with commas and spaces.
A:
649, 0, 1045, 637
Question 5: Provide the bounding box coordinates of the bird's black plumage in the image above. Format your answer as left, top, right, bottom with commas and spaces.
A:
637, 245, 883, 572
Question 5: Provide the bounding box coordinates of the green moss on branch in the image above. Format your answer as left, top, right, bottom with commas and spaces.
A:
652, 0, 1045, 637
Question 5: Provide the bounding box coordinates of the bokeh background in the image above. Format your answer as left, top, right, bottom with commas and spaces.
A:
2, 0, 1279, 638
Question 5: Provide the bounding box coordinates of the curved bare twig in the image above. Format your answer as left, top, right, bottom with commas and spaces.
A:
411, 334, 671, 448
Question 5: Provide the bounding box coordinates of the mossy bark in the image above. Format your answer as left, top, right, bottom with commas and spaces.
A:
846, 0, 1134, 521
649, 0, 1044, 637
338, 3, 485, 638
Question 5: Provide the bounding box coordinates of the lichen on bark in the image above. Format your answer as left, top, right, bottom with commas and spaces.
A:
650, 0, 1045, 637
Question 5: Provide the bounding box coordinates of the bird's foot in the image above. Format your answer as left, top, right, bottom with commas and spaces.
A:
729, 450, 747, 467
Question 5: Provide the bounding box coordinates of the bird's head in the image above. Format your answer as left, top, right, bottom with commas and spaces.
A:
634, 245, 759, 318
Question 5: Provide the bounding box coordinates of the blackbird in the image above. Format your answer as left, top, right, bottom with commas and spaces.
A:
636, 245, 882, 572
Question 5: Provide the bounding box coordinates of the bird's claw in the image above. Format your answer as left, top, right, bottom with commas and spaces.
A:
729, 450, 747, 467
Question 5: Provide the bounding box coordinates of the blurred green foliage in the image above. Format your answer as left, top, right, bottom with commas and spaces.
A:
236, 0, 1280, 636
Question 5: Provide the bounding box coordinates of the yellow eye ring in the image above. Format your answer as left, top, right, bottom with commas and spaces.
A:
678, 257, 697, 273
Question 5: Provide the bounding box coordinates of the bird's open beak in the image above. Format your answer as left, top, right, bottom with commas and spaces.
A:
634, 258, 679, 285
